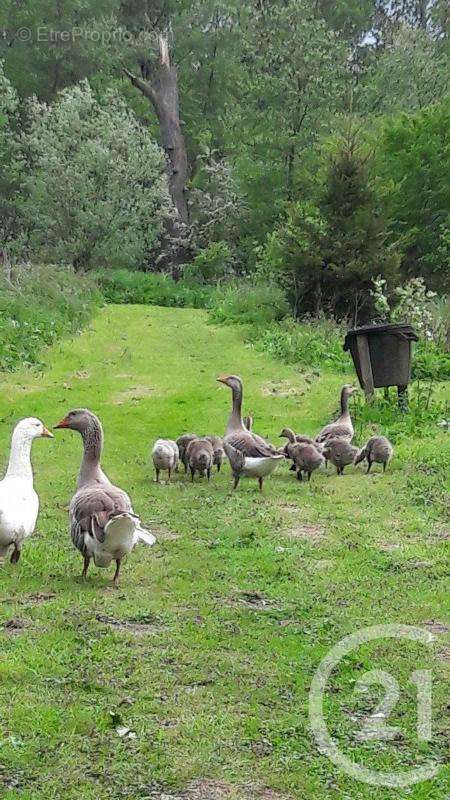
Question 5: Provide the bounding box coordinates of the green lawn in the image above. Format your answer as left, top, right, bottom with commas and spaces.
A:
0, 305, 448, 800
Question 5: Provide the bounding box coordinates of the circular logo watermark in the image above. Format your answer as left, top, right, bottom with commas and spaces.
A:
309, 624, 440, 788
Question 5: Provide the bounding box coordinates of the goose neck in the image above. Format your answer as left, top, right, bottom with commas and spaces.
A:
6, 430, 34, 482
226, 383, 244, 435
78, 418, 104, 487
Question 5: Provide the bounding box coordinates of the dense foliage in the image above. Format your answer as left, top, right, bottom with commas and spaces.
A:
17, 82, 171, 270
0, 0, 448, 364
95, 269, 211, 308
0, 264, 100, 371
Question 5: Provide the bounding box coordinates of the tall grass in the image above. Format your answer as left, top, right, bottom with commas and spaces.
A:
209, 282, 289, 326
94, 269, 212, 308
0, 264, 100, 371
254, 316, 352, 373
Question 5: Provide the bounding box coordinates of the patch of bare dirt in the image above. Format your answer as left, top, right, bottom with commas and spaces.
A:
261, 380, 304, 399
430, 527, 449, 541
378, 543, 401, 552
73, 370, 91, 380
6, 383, 39, 395
112, 385, 155, 404
308, 558, 334, 572
436, 645, 450, 663
237, 590, 274, 610
95, 613, 165, 635
278, 503, 300, 514
22, 591, 56, 604
286, 523, 325, 543
144, 779, 289, 800
422, 619, 450, 634
150, 524, 180, 542
2, 618, 28, 634
224, 591, 280, 613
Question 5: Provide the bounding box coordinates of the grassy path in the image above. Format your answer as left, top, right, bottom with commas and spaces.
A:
0, 306, 448, 800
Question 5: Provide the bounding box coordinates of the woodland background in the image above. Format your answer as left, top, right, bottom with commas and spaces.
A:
0, 0, 448, 373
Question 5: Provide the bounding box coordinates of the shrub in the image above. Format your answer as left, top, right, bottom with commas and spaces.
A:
209, 283, 289, 326
0, 264, 100, 371
255, 316, 351, 373
94, 269, 212, 308
17, 81, 171, 270
183, 242, 233, 283
352, 384, 448, 443
371, 276, 449, 381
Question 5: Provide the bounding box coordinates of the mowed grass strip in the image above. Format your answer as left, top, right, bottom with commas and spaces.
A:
0, 306, 448, 800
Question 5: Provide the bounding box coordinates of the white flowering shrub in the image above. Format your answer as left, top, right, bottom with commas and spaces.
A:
370, 276, 449, 380
371, 276, 445, 342
20, 81, 172, 270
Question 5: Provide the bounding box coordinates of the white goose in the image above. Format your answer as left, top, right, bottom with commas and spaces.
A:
0, 417, 53, 563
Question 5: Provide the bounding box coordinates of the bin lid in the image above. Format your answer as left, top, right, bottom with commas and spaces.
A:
343, 323, 418, 351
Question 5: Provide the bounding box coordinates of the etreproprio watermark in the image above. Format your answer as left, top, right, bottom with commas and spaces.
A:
1, 27, 148, 45
309, 623, 442, 788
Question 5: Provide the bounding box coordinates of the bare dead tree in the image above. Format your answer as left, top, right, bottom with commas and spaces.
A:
124, 35, 188, 226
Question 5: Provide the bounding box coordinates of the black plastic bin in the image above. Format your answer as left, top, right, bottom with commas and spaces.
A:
344, 323, 418, 399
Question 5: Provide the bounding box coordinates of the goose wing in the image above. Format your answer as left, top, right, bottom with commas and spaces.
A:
316, 422, 353, 443
69, 483, 132, 554
225, 430, 276, 458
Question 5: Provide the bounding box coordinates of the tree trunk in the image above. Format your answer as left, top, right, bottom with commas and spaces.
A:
124, 36, 188, 225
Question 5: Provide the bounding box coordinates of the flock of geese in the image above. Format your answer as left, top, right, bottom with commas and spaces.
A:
0, 374, 393, 586
153, 375, 393, 487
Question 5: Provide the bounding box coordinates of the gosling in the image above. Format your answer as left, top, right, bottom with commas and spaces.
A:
322, 438, 358, 476
176, 433, 198, 473
152, 439, 179, 483
186, 437, 214, 482
280, 427, 323, 470
205, 435, 225, 472
290, 442, 325, 482
354, 436, 393, 473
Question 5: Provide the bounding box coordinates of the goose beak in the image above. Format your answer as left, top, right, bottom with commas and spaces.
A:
54, 416, 69, 429
217, 376, 228, 385
41, 426, 54, 438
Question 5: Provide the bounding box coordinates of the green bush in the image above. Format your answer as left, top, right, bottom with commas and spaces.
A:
412, 340, 450, 382
95, 269, 212, 309
209, 282, 289, 326
255, 317, 351, 373
352, 384, 448, 443
0, 264, 100, 371
183, 242, 232, 283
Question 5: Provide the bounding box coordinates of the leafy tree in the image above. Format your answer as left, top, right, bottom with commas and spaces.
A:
231, 0, 347, 225
358, 26, 449, 113
259, 131, 400, 320
0, 61, 22, 249
0, 0, 115, 98
377, 98, 450, 291
18, 81, 172, 270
